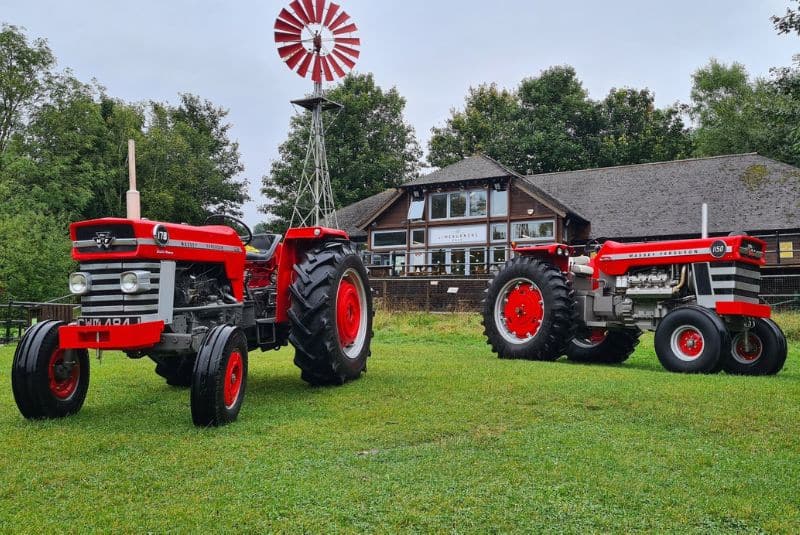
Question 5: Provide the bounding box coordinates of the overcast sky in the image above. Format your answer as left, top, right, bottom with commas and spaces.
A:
1, 1, 797, 226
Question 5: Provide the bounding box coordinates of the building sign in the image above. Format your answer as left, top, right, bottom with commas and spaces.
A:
429, 224, 487, 246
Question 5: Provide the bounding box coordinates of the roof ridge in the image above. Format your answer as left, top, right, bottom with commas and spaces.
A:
526, 152, 762, 178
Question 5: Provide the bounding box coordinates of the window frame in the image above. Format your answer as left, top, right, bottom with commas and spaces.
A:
428, 188, 491, 221
490, 188, 508, 217
371, 229, 408, 249
510, 219, 556, 243
410, 228, 426, 248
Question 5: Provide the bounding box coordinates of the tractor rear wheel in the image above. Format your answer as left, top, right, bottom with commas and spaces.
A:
152, 355, 196, 387
11, 320, 90, 419
566, 328, 641, 364
190, 325, 248, 427
289, 241, 373, 386
654, 306, 729, 373
482, 257, 577, 361
722, 318, 787, 376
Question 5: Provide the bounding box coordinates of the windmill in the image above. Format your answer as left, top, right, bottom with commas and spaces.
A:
274, 0, 361, 228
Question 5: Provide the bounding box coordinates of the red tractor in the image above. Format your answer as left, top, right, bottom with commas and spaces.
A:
482, 235, 787, 375
11, 215, 373, 426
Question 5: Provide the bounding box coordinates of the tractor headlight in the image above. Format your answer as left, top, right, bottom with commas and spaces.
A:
120, 271, 151, 294
69, 272, 91, 295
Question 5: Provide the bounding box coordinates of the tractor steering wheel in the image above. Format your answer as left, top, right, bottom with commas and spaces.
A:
584, 237, 608, 256
204, 214, 253, 247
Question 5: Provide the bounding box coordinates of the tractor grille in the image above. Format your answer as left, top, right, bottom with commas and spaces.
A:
79, 261, 161, 317
708, 261, 761, 301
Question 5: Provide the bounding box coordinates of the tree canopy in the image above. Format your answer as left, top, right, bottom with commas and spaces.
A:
261, 73, 420, 232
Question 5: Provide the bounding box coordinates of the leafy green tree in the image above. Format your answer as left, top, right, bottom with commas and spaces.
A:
772, 1, 800, 36
262, 72, 421, 232
0, 24, 55, 155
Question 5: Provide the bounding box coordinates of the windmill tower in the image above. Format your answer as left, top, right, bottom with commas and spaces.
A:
274, 0, 361, 228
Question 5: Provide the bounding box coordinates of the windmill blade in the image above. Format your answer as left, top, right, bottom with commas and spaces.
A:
289, 0, 311, 24
334, 37, 360, 46
320, 56, 334, 82
326, 54, 346, 78
332, 48, 356, 69
328, 11, 350, 31
297, 52, 314, 78
278, 42, 305, 59
302, 0, 317, 23
278, 8, 304, 30
275, 19, 302, 33
323, 2, 340, 26
311, 55, 322, 83
275, 31, 302, 43
315, 0, 326, 25
333, 22, 358, 35
285, 48, 307, 69
333, 43, 360, 59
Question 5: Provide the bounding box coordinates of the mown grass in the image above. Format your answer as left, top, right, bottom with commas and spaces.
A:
0, 312, 798, 533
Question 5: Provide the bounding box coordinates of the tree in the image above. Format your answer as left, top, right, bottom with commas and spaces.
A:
261, 73, 421, 232
0, 24, 55, 155
772, 1, 800, 36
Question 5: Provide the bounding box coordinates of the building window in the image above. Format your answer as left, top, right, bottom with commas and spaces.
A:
431, 193, 448, 219
451, 249, 466, 275
491, 223, 507, 242
511, 220, 555, 242
429, 189, 490, 220
490, 189, 508, 217
372, 230, 407, 248
430, 250, 446, 273
470, 248, 487, 274
411, 229, 425, 247
408, 198, 425, 220
491, 246, 507, 266
470, 191, 487, 216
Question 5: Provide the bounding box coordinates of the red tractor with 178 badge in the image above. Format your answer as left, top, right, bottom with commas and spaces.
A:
482, 234, 787, 375
11, 215, 373, 426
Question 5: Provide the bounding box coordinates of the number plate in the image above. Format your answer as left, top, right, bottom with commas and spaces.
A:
76, 317, 141, 327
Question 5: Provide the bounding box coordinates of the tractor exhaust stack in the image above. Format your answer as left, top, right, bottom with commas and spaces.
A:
701, 203, 708, 239
126, 139, 141, 220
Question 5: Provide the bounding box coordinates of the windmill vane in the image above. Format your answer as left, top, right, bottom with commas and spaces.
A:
274, 0, 361, 83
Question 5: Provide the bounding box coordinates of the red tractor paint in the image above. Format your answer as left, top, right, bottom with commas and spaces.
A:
12, 216, 374, 426
483, 234, 788, 375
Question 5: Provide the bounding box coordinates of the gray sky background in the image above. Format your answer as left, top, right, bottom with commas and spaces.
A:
1, 1, 797, 226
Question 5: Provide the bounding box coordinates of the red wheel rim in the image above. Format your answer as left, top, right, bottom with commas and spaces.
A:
733, 333, 763, 363
224, 351, 243, 409
671, 326, 704, 360
337, 278, 361, 348
47, 349, 79, 400
502, 282, 544, 340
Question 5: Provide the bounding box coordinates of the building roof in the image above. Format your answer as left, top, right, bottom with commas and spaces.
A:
526, 153, 800, 238
403, 154, 517, 186
328, 189, 401, 239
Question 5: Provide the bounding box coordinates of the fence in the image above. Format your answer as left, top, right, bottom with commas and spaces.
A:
1, 299, 78, 345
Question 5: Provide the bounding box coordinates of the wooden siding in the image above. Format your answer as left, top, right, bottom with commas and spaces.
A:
508, 183, 557, 220
372, 194, 409, 229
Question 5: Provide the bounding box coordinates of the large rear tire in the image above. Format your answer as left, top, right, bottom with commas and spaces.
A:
11, 320, 90, 419
654, 306, 728, 373
722, 318, 787, 376
289, 241, 373, 386
482, 256, 577, 361
566, 328, 641, 364
190, 325, 248, 427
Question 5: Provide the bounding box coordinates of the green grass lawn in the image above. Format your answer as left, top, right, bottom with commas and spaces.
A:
0, 312, 798, 533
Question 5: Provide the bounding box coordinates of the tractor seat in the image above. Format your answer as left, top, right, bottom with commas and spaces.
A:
569, 255, 594, 276
245, 233, 282, 262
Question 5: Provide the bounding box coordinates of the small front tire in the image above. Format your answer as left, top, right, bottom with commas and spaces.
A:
722, 318, 787, 376
190, 325, 248, 427
655, 306, 728, 373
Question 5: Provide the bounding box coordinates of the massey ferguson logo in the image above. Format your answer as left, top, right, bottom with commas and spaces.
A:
710, 240, 727, 258
94, 232, 115, 250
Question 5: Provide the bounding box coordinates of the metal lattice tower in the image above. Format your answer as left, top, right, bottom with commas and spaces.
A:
274, 0, 361, 228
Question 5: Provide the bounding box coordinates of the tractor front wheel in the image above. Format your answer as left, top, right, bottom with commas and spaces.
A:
654, 306, 728, 373
289, 241, 373, 386
722, 318, 787, 376
482, 257, 577, 360
11, 320, 90, 419
190, 325, 248, 427
566, 328, 641, 364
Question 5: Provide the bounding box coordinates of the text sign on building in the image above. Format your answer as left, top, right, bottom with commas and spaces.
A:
429, 224, 487, 246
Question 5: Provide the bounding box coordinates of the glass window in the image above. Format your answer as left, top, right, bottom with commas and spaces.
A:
470, 248, 486, 275
408, 198, 425, 220
372, 230, 407, 248
469, 191, 487, 217
430, 193, 448, 219
491, 223, 507, 242
411, 229, 425, 246
430, 250, 446, 274
492, 247, 507, 265
490, 189, 508, 217
451, 249, 466, 275
511, 220, 555, 242
449, 192, 467, 218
